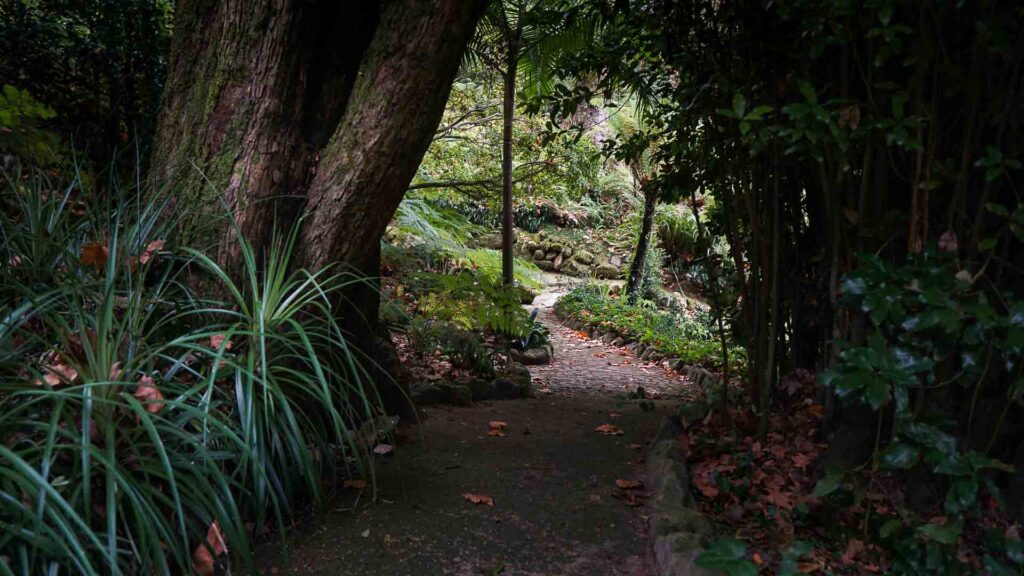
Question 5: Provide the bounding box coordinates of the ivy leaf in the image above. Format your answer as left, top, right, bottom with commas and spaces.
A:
944, 478, 978, 514
879, 443, 918, 469
798, 81, 817, 105
812, 468, 844, 498
986, 202, 1010, 218
865, 377, 889, 410
732, 93, 747, 118
916, 518, 962, 545
696, 537, 758, 576
879, 518, 903, 539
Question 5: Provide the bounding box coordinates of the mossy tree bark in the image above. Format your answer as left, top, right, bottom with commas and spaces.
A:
150, 0, 486, 413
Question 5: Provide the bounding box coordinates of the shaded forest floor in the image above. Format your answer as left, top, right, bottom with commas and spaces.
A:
256, 276, 701, 575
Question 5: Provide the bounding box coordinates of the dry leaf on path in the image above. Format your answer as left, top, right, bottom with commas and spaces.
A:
462, 493, 494, 506
595, 423, 624, 436
615, 479, 644, 490
343, 479, 366, 490
373, 444, 394, 456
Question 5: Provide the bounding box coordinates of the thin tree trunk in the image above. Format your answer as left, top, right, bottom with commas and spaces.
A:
501, 52, 518, 286
627, 185, 657, 304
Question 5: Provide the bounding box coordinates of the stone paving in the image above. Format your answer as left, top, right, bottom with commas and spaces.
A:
527, 280, 700, 402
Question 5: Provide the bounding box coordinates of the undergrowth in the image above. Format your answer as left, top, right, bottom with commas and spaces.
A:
0, 169, 381, 575
556, 284, 742, 372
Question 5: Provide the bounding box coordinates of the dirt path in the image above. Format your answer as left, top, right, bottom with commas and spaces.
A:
256, 275, 698, 576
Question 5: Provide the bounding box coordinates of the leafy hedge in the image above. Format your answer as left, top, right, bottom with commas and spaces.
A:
556, 284, 742, 371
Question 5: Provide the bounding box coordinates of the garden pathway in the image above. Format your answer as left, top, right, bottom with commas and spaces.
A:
256, 275, 699, 576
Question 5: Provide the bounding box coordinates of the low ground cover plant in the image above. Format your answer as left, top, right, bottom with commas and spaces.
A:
556, 283, 742, 372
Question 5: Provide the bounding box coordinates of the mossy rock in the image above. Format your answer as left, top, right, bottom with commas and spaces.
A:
474, 363, 532, 400
594, 263, 620, 279
535, 260, 555, 271
533, 249, 545, 260
553, 253, 564, 270
410, 382, 472, 406
574, 250, 595, 265
562, 259, 589, 277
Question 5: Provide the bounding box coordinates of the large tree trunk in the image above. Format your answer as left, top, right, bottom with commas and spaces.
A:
149, 0, 380, 263
150, 0, 486, 414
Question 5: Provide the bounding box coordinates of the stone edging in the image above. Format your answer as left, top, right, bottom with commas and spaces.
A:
553, 306, 722, 390
647, 415, 716, 576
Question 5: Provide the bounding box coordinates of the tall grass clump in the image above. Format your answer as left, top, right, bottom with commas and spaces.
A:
0, 167, 378, 575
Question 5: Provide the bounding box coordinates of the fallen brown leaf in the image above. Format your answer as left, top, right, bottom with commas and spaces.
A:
462, 493, 494, 506
192, 521, 227, 576
615, 479, 644, 490
80, 243, 109, 272
343, 479, 366, 490
135, 375, 164, 414
595, 423, 624, 436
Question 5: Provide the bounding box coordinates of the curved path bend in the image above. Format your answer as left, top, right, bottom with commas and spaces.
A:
258, 275, 699, 576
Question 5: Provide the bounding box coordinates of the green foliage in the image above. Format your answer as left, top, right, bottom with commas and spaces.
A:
0, 85, 62, 168
0, 0, 173, 169
414, 71, 607, 227
557, 284, 742, 371
405, 317, 496, 376
655, 205, 697, 261
414, 272, 533, 339
0, 170, 377, 575
695, 537, 758, 576
819, 247, 1022, 574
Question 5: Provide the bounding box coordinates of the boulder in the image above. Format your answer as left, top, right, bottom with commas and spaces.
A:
535, 260, 555, 271
562, 259, 590, 277
410, 382, 473, 406
511, 344, 553, 365
553, 253, 564, 271
474, 233, 503, 250
574, 250, 595, 265
562, 246, 573, 258
533, 249, 546, 260
488, 363, 532, 399
548, 242, 565, 253
595, 263, 619, 279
